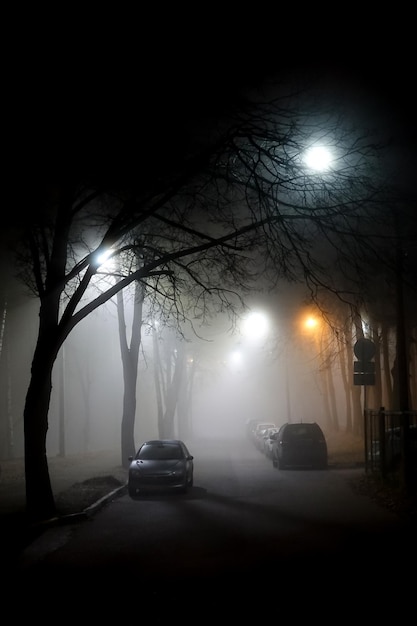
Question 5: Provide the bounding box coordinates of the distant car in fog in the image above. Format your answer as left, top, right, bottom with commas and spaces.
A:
252, 422, 277, 448
128, 439, 194, 497
263, 427, 280, 458
271, 422, 328, 470
246, 419, 271, 440
246, 419, 261, 439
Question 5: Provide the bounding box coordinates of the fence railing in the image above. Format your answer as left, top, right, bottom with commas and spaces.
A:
364, 408, 417, 484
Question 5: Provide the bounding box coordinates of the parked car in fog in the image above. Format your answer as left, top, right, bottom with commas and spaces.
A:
253, 422, 276, 449
263, 427, 280, 458
246, 420, 274, 442
246, 419, 262, 439
128, 439, 194, 497
271, 422, 328, 470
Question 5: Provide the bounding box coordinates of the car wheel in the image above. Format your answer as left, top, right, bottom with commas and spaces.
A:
278, 457, 285, 470
272, 457, 278, 468
128, 485, 137, 498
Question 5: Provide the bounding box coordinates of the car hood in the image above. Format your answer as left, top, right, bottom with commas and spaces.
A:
130, 459, 184, 473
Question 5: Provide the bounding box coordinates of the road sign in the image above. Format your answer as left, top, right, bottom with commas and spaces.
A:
354, 361, 375, 374
354, 372, 375, 385
353, 338, 376, 385
353, 361, 375, 385
354, 338, 375, 361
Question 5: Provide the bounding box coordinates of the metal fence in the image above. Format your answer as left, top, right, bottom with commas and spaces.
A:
364, 408, 417, 484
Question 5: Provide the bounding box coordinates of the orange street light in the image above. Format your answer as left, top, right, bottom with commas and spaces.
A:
305, 316, 319, 330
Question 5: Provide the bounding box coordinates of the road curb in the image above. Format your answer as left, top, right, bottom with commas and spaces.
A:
29, 483, 128, 532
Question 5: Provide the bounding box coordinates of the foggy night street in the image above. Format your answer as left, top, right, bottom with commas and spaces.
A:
2, 19, 416, 621
9, 438, 416, 615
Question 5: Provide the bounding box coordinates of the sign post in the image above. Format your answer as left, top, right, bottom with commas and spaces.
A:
353, 338, 376, 470
353, 338, 376, 386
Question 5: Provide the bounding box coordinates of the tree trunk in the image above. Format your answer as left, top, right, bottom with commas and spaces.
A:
153, 325, 164, 437
118, 281, 144, 467
24, 340, 57, 521
381, 323, 393, 407
325, 357, 339, 432
338, 331, 352, 433
58, 346, 65, 457
120, 362, 138, 466
162, 342, 185, 438
178, 355, 195, 441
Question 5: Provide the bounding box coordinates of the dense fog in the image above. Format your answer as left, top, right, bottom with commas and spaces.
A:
0, 276, 345, 459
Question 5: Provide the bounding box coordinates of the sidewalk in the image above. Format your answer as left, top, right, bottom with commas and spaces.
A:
0, 449, 128, 567
0, 449, 128, 517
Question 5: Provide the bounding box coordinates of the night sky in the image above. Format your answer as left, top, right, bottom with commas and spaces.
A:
6, 12, 416, 191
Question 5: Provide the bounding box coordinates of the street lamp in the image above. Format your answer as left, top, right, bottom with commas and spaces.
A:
96, 248, 114, 267
229, 349, 243, 369
305, 315, 319, 331
303, 146, 334, 171
241, 311, 269, 343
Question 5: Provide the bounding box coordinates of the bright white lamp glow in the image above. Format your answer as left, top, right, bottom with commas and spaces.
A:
96, 249, 113, 266
242, 312, 269, 340
230, 350, 243, 366
304, 146, 333, 171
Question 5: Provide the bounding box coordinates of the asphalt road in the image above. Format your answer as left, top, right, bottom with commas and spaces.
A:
8, 438, 416, 617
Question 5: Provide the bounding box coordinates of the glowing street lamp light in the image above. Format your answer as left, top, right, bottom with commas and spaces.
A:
305, 315, 319, 330
303, 146, 333, 171
301, 314, 322, 356
229, 350, 243, 367
242, 311, 269, 341
96, 248, 114, 267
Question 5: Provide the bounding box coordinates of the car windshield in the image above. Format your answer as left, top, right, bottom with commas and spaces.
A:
137, 443, 183, 460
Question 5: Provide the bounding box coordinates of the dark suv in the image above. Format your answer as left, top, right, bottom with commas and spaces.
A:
271, 422, 328, 470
